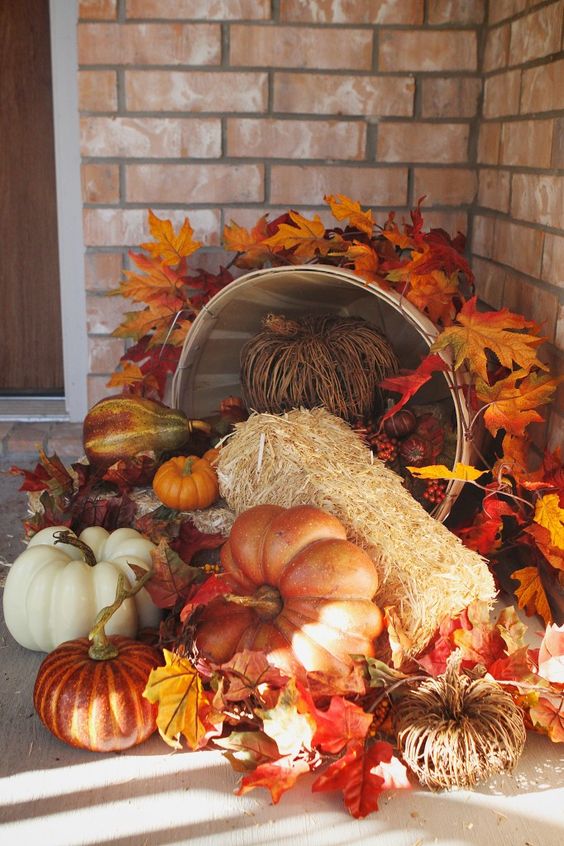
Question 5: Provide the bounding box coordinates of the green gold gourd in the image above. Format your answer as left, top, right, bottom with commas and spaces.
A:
83, 396, 210, 468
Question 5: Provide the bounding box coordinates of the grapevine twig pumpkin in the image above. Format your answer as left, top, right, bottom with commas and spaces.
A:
33, 570, 162, 752
195, 504, 384, 678
240, 313, 398, 422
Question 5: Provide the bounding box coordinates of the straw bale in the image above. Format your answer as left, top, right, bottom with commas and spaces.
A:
217, 408, 496, 657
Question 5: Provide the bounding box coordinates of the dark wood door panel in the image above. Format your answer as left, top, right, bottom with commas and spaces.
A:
0, 0, 64, 393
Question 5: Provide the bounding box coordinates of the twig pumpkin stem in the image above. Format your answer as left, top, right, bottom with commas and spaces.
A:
88, 568, 153, 661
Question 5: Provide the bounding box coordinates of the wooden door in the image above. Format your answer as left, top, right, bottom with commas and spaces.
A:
0, 0, 64, 394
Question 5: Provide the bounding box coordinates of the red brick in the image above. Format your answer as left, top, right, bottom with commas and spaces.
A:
521, 59, 564, 114
420, 77, 481, 119
79, 0, 117, 19
88, 375, 115, 408
86, 294, 132, 335
279, 0, 424, 24
273, 73, 414, 117
126, 0, 270, 18
470, 257, 507, 309
541, 233, 564, 288
126, 163, 263, 204
493, 219, 544, 278
226, 118, 366, 160
477, 168, 510, 212
557, 306, 564, 352
501, 272, 558, 341
427, 0, 485, 24
472, 214, 496, 257
483, 23, 510, 72
552, 118, 564, 167
230, 25, 373, 70
80, 117, 221, 158
125, 71, 268, 112
88, 336, 126, 374
421, 210, 468, 235
377, 123, 469, 163
78, 70, 117, 112
269, 165, 407, 207
223, 206, 337, 231
81, 163, 120, 204
509, 3, 563, 65
379, 30, 477, 72
83, 208, 221, 247
477, 122, 501, 164
511, 174, 564, 228
489, 0, 526, 24
548, 408, 563, 453
78, 23, 221, 65
413, 168, 477, 206
500, 119, 554, 168
483, 70, 521, 118
84, 252, 124, 292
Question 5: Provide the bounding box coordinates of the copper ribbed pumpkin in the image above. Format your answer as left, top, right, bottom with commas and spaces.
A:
33, 636, 161, 752
195, 504, 383, 677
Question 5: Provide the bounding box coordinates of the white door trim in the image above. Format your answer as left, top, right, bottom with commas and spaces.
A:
49, 0, 88, 422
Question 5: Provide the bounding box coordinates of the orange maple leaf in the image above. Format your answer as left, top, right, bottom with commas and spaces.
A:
111, 308, 162, 341
406, 269, 460, 325
223, 215, 273, 268
106, 362, 143, 388
324, 193, 374, 237
476, 370, 560, 438
513, 565, 553, 626
346, 241, 380, 284
263, 210, 339, 259
431, 297, 546, 381
117, 259, 185, 307
140, 210, 201, 266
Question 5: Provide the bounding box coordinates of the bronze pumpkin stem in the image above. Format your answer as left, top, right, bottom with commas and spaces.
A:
53, 530, 97, 568
88, 568, 154, 661
224, 584, 283, 622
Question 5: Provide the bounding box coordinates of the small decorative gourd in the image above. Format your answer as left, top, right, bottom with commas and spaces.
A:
152, 454, 219, 511
196, 504, 384, 677
2, 525, 160, 652
34, 572, 161, 752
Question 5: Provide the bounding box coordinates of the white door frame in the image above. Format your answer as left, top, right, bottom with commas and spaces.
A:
48, 0, 88, 422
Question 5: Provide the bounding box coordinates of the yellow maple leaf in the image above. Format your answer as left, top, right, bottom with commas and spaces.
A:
534, 494, 564, 551
223, 215, 269, 253
111, 308, 162, 341
476, 370, 560, 438
513, 566, 553, 626
431, 297, 546, 381
140, 210, 201, 266
324, 194, 374, 237
143, 649, 209, 749
106, 362, 143, 388
263, 210, 336, 259
406, 462, 487, 482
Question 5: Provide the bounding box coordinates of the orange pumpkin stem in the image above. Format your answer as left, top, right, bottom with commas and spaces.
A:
88, 569, 154, 661
224, 584, 283, 622
53, 530, 97, 568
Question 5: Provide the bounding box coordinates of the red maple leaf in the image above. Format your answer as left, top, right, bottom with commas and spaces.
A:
236, 756, 311, 804
379, 353, 449, 420
180, 573, 235, 623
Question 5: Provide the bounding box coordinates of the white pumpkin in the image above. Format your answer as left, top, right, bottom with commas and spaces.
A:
3, 525, 161, 652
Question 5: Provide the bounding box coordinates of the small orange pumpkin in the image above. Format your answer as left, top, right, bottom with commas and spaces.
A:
152, 455, 219, 511
195, 504, 383, 677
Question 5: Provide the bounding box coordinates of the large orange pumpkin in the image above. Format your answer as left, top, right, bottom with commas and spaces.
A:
195, 504, 383, 677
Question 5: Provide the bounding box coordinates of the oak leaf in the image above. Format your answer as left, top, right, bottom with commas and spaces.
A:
346, 241, 380, 284
216, 650, 288, 702
431, 297, 546, 381
262, 210, 337, 259
140, 210, 201, 266
407, 462, 487, 482
311, 696, 373, 755
143, 649, 220, 749
477, 370, 559, 438
513, 565, 553, 626
324, 193, 374, 237
255, 679, 316, 757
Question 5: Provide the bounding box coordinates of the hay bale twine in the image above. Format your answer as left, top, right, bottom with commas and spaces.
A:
216, 408, 496, 658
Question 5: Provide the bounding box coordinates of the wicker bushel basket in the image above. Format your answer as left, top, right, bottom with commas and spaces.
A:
171, 264, 473, 522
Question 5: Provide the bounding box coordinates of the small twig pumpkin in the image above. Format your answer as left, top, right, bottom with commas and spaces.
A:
394, 653, 526, 791
240, 313, 398, 422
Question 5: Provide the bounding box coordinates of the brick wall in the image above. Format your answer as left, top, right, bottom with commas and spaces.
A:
473, 0, 563, 450
77, 0, 562, 449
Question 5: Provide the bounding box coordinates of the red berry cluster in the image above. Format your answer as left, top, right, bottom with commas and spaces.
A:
423, 479, 447, 504
371, 433, 399, 462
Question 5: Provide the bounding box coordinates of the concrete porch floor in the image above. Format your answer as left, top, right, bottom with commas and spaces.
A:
1, 425, 563, 845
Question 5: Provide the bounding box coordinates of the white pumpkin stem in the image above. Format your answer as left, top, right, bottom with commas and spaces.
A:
53, 530, 98, 567
88, 568, 153, 661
